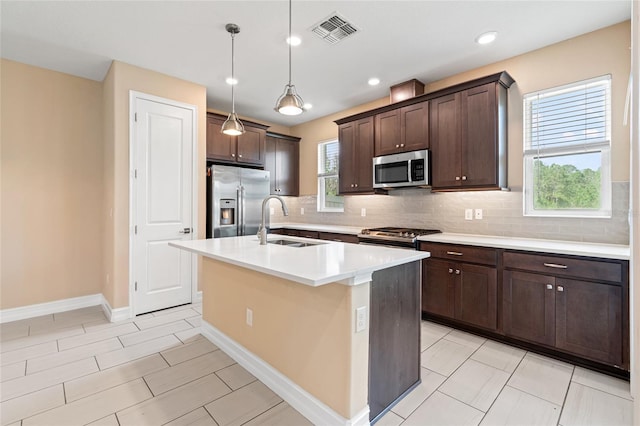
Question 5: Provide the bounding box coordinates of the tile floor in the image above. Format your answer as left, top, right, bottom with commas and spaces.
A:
0, 304, 633, 426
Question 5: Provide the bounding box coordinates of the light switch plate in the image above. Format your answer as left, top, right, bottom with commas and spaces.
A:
361, 208, 366, 217
475, 209, 483, 219
300, 207, 305, 215
246, 308, 253, 327
356, 306, 367, 332
465, 209, 473, 220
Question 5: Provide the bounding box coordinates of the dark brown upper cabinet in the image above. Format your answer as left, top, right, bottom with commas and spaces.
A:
206, 112, 268, 167
338, 117, 375, 194
374, 101, 429, 156
430, 74, 513, 191
265, 132, 300, 196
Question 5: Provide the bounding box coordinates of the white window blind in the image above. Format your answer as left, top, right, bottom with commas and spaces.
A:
318, 141, 339, 176
524, 75, 611, 154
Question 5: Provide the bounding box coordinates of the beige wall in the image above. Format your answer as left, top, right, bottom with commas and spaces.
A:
292, 21, 631, 195
201, 258, 370, 419
102, 61, 207, 309
0, 59, 104, 309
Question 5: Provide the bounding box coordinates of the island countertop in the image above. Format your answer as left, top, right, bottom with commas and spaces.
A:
170, 235, 429, 286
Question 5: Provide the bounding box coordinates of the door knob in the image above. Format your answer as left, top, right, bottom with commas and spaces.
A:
179, 228, 191, 234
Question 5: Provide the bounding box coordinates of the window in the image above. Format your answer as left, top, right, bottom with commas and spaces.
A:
317, 140, 344, 212
523, 75, 611, 217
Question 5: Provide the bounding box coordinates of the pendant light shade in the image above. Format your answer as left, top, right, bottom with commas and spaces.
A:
275, 0, 304, 116
222, 23, 245, 135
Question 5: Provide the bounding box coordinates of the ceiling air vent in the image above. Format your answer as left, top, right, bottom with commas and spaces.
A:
311, 13, 358, 44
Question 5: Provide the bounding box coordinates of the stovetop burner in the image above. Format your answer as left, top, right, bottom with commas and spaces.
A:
358, 227, 441, 244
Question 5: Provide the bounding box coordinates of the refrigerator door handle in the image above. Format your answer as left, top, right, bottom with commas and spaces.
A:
237, 187, 242, 236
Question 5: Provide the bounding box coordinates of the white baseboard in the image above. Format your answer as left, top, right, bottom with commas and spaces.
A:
0, 294, 104, 324
193, 291, 202, 304
100, 297, 132, 322
200, 320, 370, 426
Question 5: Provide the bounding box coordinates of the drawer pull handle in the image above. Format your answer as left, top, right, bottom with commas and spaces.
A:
543, 263, 568, 269
546, 284, 553, 290
446, 251, 463, 256
557, 286, 564, 292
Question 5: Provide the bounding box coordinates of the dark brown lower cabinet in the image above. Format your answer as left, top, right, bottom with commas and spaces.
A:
369, 261, 421, 422
503, 270, 624, 367
422, 258, 497, 331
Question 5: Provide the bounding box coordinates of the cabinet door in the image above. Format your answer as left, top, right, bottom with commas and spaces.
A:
338, 122, 356, 194
401, 101, 429, 152
354, 117, 375, 192
455, 263, 497, 331
276, 139, 299, 196
461, 83, 497, 187
236, 126, 266, 166
374, 109, 401, 156
339, 117, 374, 194
265, 136, 278, 194
430, 93, 462, 189
206, 115, 236, 162
503, 271, 555, 347
422, 259, 455, 319
555, 278, 623, 366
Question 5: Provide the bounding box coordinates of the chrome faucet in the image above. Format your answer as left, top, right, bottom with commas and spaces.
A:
258, 195, 289, 245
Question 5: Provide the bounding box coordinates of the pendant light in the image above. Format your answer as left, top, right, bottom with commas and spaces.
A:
221, 23, 245, 136
274, 0, 304, 115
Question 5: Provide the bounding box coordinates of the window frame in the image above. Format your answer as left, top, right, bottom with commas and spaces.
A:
317, 139, 344, 213
522, 75, 612, 218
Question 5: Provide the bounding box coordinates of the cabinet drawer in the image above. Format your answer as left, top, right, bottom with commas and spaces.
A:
298, 230, 319, 239
503, 252, 622, 283
419, 243, 497, 266
318, 232, 359, 244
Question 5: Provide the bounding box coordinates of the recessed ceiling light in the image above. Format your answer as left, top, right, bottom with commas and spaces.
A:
303, 103, 313, 110
225, 77, 238, 85
368, 78, 380, 86
286, 36, 301, 46
475, 31, 497, 45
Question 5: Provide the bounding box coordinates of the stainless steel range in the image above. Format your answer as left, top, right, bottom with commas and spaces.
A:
358, 227, 441, 249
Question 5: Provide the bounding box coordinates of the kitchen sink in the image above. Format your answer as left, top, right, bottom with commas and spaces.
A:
267, 239, 325, 248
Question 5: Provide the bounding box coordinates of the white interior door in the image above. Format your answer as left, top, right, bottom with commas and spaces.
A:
132, 95, 194, 315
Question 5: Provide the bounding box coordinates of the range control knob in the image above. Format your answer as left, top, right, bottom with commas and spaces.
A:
410, 233, 416, 238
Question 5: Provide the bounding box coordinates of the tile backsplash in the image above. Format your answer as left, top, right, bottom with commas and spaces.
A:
271, 182, 630, 245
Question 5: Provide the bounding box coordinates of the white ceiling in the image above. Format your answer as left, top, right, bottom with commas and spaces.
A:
1, 1, 631, 127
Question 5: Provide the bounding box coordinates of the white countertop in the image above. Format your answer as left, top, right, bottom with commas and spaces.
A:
270, 223, 362, 235
417, 233, 630, 260
170, 235, 429, 286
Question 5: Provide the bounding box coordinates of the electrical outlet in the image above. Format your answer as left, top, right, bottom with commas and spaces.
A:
465, 209, 473, 220
356, 306, 367, 333
246, 308, 253, 327
270, 207, 275, 215
361, 208, 366, 217
300, 207, 305, 215
475, 209, 483, 220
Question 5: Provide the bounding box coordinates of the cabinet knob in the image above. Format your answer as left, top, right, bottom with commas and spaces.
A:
462, 176, 467, 181
395, 144, 400, 148
354, 183, 358, 188
231, 154, 235, 157
448, 268, 453, 274
400, 143, 405, 147
351, 184, 354, 188
238, 154, 243, 158
557, 286, 564, 292
455, 269, 461, 275
455, 176, 461, 181
546, 284, 554, 290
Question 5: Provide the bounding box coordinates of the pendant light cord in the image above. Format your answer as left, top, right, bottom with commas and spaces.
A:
231, 30, 236, 113
288, 0, 292, 86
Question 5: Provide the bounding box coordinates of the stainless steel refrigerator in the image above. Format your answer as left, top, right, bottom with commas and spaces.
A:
206, 164, 271, 238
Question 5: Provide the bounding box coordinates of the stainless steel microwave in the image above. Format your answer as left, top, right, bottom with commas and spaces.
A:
373, 149, 430, 189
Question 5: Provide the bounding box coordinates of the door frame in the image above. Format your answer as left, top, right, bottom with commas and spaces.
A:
128, 90, 199, 316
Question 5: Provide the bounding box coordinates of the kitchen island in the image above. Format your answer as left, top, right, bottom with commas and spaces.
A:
170, 235, 429, 425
